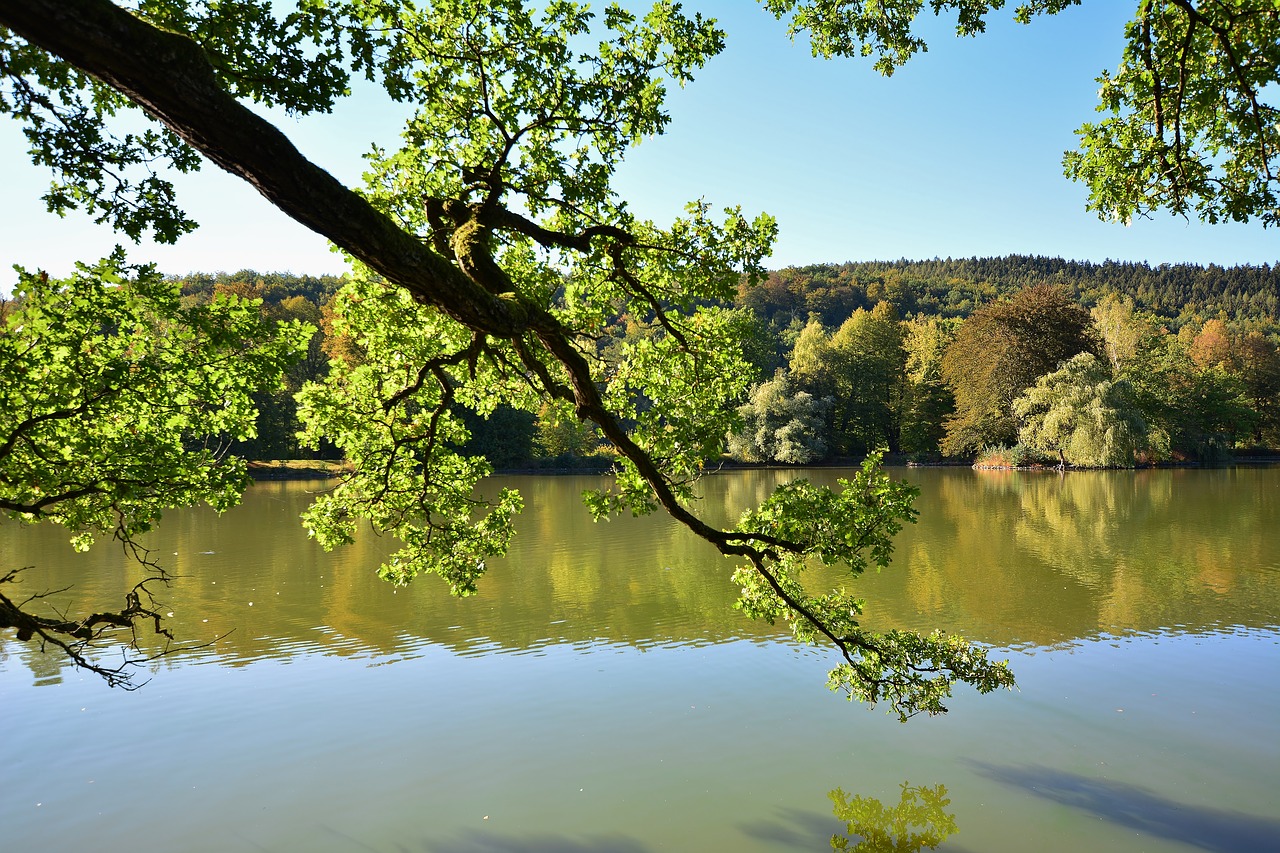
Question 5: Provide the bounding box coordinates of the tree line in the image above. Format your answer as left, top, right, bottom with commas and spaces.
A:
738, 256, 1280, 331
165, 259, 1280, 470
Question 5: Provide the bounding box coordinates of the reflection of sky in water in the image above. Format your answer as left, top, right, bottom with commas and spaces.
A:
3, 626, 1276, 852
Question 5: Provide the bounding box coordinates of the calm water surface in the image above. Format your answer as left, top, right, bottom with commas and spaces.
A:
2, 467, 1278, 852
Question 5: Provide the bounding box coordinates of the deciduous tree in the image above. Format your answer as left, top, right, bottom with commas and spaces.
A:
940, 285, 1102, 455
728, 368, 831, 464
1014, 352, 1153, 467
7, 0, 1273, 712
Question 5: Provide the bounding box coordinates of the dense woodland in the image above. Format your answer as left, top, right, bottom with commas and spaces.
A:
165, 256, 1280, 469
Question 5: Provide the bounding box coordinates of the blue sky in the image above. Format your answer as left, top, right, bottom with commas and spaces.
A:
1, 2, 1275, 282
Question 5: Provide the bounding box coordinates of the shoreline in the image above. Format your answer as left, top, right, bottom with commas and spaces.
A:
246, 454, 1280, 480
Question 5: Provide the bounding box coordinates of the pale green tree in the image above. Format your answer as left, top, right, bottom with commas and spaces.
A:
728, 369, 832, 464
900, 315, 959, 455
1013, 352, 1155, 468
1091, 293, 1155, 371
829, 302, 908, 454
789, 303, 906, 456
534, 399, 602, 459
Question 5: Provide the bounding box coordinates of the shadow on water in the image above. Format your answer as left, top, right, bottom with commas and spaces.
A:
737, 805, 846, 847
969, 762, 1280, 853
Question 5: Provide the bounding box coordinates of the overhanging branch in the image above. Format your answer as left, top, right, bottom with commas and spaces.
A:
0, 0, 525, 335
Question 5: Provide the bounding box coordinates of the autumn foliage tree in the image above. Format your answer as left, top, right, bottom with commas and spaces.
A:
940, 284, 1102, 455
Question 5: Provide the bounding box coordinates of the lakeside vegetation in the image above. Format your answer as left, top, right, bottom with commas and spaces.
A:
162, 256, 1280, 471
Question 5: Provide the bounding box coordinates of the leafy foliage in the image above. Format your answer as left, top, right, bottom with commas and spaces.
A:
729, 369, 832, 464
1065, 0, 1280, 227
763, 0, 1081, 74
766, 0, 1279, 228
789, 303, 908, 456
829, 782, 958, 852
1014, 352, 1153, 467
0, 251, 306, 683
48, 0, 1280, 710
732, 455, 1014, 718
940, 284, 1102, 455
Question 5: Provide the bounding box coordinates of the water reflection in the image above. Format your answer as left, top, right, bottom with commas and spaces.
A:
829, 783, 957, 852
852, 466, 1280, 649
736, 782, 958, 852
2, 468, 1278, 683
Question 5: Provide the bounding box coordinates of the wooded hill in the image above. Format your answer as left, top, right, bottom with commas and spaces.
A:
741, 256, 1280, 331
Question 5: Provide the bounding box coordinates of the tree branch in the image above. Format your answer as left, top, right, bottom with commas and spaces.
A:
0, 0, 527, 335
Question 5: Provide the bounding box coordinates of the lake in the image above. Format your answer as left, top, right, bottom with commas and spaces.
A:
2, 466, 1278, 852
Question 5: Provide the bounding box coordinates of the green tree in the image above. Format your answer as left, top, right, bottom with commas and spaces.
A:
1230, 331, 1280, 445
9, 0, 1273, 707
789, 303, 907, 456
900, 316, 959, 455
534, 399, 602, 459
1091, 293, 1152, 371
940, 285, 1102, 456
728, 368, 832, 464
829, 302, 908, 455
1013, 352, 1154, 467
0, 0, 1018, 714
0, 253, 307, 684
1123, 329, 1257, 461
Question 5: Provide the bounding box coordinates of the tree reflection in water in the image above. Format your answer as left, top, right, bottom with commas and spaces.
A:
829, 783, 957, 852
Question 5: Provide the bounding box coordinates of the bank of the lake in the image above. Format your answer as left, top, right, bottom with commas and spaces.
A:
3, 467, 1277, 852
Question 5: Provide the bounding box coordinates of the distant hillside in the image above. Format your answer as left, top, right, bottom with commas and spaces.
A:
738, 255, 1280, 331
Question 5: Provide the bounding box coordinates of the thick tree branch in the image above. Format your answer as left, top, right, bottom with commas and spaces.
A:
481, 205, 634, 252
0, 0, 527, 335
1, 0, 982, 708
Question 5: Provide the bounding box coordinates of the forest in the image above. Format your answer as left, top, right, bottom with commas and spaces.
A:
148, 255, 1280, 471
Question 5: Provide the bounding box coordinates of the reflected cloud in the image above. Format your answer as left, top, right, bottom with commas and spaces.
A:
969, 761, 1280, 853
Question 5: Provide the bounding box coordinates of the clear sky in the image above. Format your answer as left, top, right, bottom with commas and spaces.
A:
1, 2, 1275, 284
